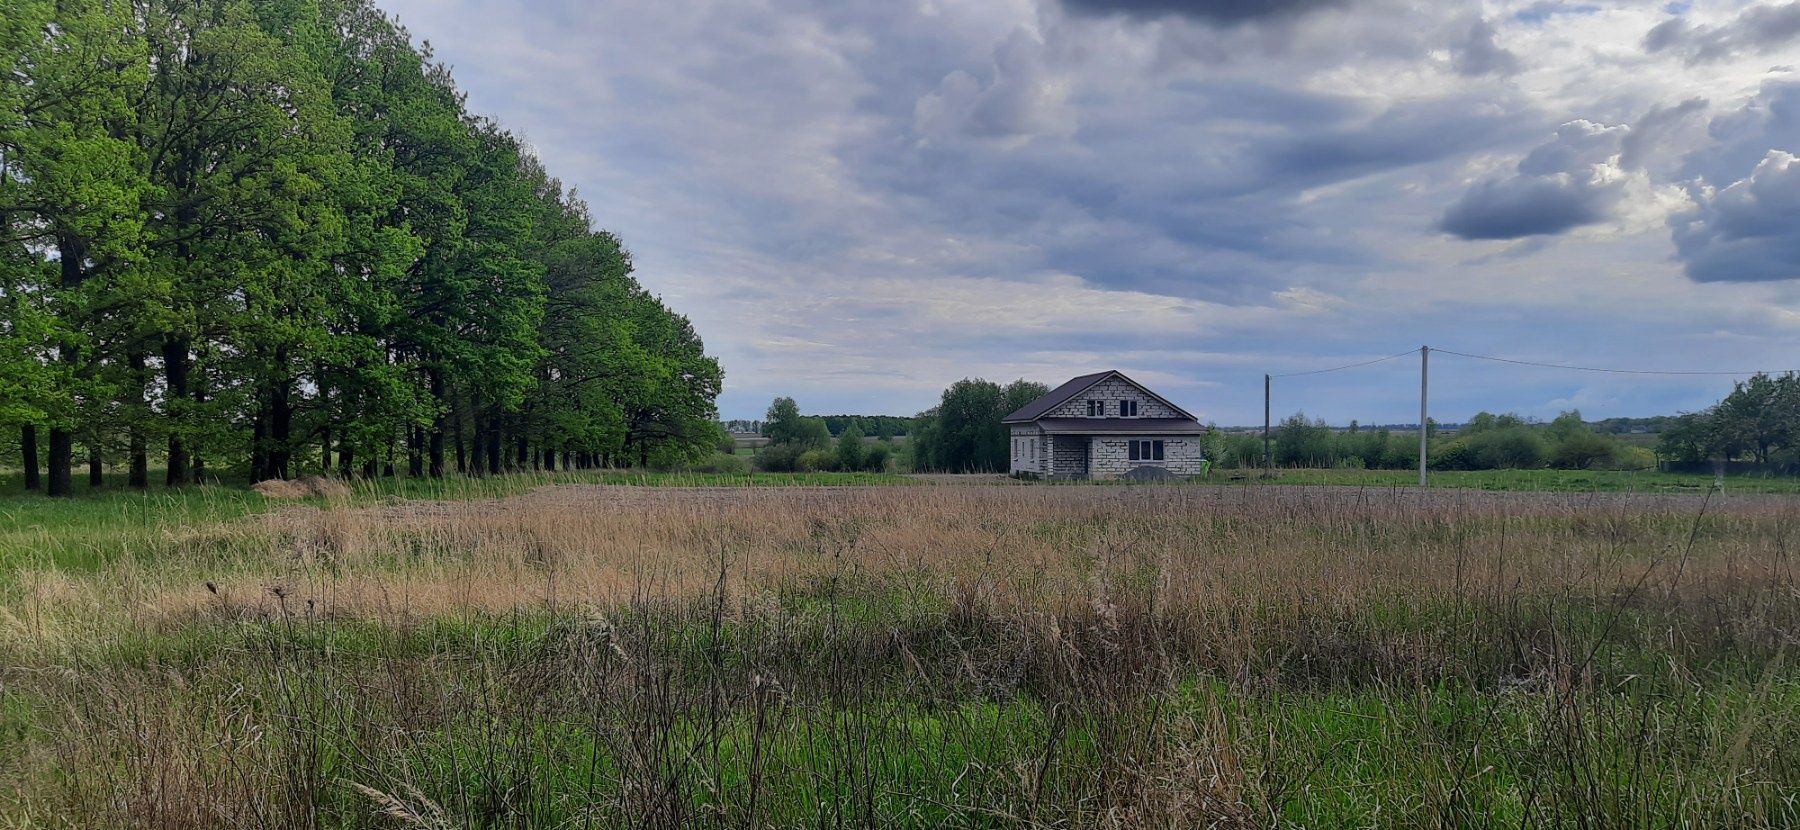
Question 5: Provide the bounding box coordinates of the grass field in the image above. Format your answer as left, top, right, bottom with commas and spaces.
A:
1, 476, 1796, 827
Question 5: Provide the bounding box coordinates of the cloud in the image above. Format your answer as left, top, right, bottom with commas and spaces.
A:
1643, 2, 1800, 64
1451, 18, 1521, 76
1672, 150, 1800, 282
1439, 120, 1630, 239
1058, 0, 1348, 25
374, 0, 1800, 422
1669, 82, 1800, 282
915, 28, 1072, 141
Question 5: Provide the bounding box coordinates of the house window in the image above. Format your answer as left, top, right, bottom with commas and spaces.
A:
1128, 439, 1164, 461
1087, 400, 1104, 417
1029, 439, 1036, 461
1119, 400, 1139, 417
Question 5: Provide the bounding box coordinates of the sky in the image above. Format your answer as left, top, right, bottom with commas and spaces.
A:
379, 0, 1800, 425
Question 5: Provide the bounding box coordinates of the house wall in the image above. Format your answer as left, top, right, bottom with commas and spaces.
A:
1009, 425, 1045, 475
1044, 377, 1183, 419
1049, 435, 1088, 478
1088, 435, 1206, 478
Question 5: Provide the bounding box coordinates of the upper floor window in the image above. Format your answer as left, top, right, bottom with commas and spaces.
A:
1119, 400, 1139, 417
1087, 400, 1105, 417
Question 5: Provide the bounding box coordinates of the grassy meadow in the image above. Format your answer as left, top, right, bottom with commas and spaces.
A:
0, 474, 1796, 827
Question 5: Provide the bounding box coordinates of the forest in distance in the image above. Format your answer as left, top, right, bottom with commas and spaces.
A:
1, 0, 723, 497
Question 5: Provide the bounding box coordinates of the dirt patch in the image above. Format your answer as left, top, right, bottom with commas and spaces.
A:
251, 475, 351, 500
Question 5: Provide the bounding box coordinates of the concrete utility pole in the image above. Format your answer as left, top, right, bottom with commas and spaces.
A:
1263, 373, 1272, 474
1418, 345, 1429, 487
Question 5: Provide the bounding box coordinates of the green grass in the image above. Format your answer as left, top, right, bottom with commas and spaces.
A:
1210, 466, 1800, 493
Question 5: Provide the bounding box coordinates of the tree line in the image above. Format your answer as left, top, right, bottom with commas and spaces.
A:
1241, 410, 1642, 472
1657, 373, 1800, 465
753, 397, 892, 473
1, 0, 720, 496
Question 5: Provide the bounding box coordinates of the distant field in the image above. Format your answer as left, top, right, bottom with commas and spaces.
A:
1, 481, 1795, 826
1208, 466, 1800, 493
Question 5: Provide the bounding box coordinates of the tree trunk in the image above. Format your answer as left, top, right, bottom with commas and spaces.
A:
320, 426, 332, 474
486, 410, 501, 476
21, 425, 39, 490
47, 429, 72, 498
270, 356, 292, 479
408, 425, 425, 478
191, 370, 206, 483
251, 403, 269, 481
48, 235, 83, 497
339, 442, 355, 479
128, 351, 147, 488
428, 368, 445, 477
163, 337, 191, 486
516, 433, 528, 469
88, 445, 103, 488
453, 405, 467, 474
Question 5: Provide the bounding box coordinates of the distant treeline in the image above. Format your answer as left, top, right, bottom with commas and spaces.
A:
724, 415, 915, 438
750, 398, 894, 473
2, 0, 721, 496
1218, 410, 1651, 472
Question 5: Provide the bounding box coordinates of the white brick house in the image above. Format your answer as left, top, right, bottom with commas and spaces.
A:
1004, 370, 1208, 479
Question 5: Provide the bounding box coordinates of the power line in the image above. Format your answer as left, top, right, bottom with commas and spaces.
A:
1271, 349, 1418, 378
1431, 348, 1796, 377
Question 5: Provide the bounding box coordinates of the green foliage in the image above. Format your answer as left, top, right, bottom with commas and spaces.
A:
795, 449, 834, 473
835, 423, 866, 471
910, 378, 1048, 472
0, 0, 722, 492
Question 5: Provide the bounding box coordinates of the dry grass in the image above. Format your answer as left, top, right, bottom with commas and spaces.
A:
1, 483, 1797, 827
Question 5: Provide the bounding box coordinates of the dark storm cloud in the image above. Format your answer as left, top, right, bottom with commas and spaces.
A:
1643, 2, 1800, 64
1058, 0, 1348, 25
1440, 120, 1630, 240
1671, 83, 1800, 282
1672, 151, 1800, 281
1440, 176, 1616, 239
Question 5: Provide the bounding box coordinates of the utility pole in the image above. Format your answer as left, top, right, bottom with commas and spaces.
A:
1263, 373, 1272, 475
1418, 345, 1429, 488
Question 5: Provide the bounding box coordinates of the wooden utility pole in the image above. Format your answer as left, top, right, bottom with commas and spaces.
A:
1263, 373, 1272, 474
1418, 345, 1429, 487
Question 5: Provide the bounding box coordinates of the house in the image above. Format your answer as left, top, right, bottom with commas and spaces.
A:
1003, 370, 1207, 479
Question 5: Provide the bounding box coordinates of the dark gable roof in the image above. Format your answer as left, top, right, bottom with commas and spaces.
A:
1002, 370, 1198, 423
1002, 371, 1113, 423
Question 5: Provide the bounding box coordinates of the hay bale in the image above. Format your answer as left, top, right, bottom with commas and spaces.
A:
252, 479, 307, 498
252, 475, 350, 499
295, 475, 350, 499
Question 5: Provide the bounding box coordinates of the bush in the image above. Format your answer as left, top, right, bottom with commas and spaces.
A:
682, 452, 747, 474
796, 449, 835, 472
1550, 430, 1617, 470
755, 443, 806, 473
863, 441, 892, 472
836, 424, 866, 471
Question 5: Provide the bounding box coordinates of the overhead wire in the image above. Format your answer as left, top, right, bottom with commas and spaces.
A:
1430, 348, 1796, 377
1271, 349, 1418, 378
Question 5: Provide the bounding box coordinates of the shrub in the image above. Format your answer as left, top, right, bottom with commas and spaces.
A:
1464, 427, 1548, 469
795, 449, 835, 472
1550, 430, 1617, 469
755, 443, 806, 473
836, 424, 866, 471
863, 441, 892, 472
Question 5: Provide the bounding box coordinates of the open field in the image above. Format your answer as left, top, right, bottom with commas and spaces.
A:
1, 481, 1797, 828
1209, 467, 1800, 493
